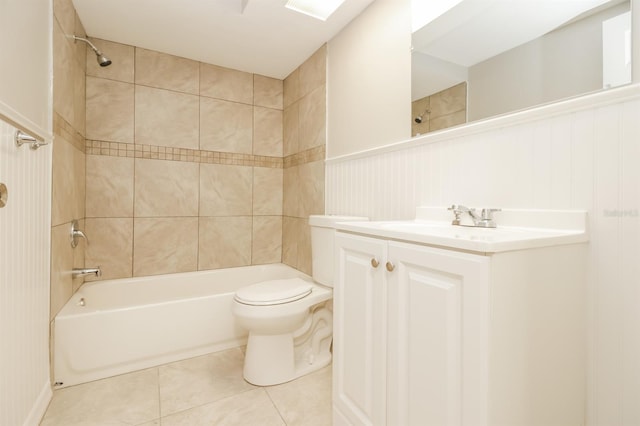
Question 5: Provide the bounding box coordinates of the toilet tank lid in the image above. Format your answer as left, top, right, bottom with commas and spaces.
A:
234, 278, 313, 306
309, 215, 369, 228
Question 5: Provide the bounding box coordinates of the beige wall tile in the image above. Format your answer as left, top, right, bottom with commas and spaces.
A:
283, 103, 299, 156
86, 155, 134, 218
200, 63, 253, 104
282, 216, 311, 275
53, 16, 86, 135
52, 137, 85, 227
53, 0, 76, 36
298, 160, 325, 218
198, 217, 252, 270
50, 223, 75, 320
253, 107, 283, 157
86, 76, 134, 143
283, 68, 300, 108
296, 218, 312, 275
86, 38, 134, 83
430, 82, 467, 118
85, 218, 133, 280
252, 216, 282, 265
299, 45, 326, 99
253, 167, 282, 215
283, 166, 300, 218
73, 57, 86, 136
254, 75, 283, 110
200, 164, 252, 216
53, 20, 74, 126
135, 48, 199, 94
134, 217, 198, 276
282, 216, 298, 268
200, 97, 253, 153
430, 110, 467, 133
298, 85, 326, 151
135, 86, 199, 149
72, 13, 87, 63
135, 159, 199, 217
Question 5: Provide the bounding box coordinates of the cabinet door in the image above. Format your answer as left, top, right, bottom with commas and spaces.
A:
334, 232, 387, 426
386, 241, 490, 426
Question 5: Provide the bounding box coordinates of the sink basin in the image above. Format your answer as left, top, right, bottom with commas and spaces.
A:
335, 214, 588, 253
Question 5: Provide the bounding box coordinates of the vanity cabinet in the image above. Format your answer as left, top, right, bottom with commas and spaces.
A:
333, 231, 586, 426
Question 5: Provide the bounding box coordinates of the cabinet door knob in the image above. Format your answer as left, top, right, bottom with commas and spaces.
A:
386, 261, 395, 272
371, 258, 379, 268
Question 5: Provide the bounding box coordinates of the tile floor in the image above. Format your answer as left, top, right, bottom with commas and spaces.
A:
40, 347, 332, 425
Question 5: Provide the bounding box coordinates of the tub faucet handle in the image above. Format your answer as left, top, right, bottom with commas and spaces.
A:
70, 220, 89, 248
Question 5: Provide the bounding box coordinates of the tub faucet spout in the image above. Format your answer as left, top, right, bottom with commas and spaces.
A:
72, 267, 102, 278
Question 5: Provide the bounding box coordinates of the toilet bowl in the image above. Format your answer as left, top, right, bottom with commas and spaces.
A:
232, 215, 367, 386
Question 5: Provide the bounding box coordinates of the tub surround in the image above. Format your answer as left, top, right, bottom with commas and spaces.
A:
84, 39, 326, 281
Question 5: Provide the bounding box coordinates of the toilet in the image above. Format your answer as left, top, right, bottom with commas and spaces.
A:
232, 214, 367, 386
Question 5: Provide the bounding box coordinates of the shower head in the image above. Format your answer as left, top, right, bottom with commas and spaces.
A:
73, 36, 112, 67
414, 108, 431, 124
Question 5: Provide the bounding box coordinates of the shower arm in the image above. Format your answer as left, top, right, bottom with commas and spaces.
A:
73, 36, 101, 54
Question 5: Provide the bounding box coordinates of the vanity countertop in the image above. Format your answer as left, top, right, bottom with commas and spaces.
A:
334, 208, 588, 253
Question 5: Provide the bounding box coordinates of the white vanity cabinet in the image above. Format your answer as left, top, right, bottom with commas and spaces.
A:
333, 230, 586, 426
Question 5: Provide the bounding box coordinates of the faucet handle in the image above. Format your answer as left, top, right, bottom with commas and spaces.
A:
481, 208, 501, 220
70, 220, 89, 248
448, 205, 463, 225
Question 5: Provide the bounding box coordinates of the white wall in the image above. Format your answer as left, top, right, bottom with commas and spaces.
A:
326, 0, 411, 158
0, 0, 52, 139
0, 0, 53, 425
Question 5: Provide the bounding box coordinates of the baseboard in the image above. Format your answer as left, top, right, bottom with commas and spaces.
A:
23, 381, 52, 426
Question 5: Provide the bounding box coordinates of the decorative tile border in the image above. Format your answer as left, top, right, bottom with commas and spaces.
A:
284, 145, 325, 168
53, 113, 85, 153
85, 140, 283, 168
86, 140, 326, 168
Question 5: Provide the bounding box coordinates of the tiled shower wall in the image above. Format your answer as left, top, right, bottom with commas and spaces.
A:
50, 0, 87, 318
84, 39, 283, 280
84, 40, 325, 279
283, 46, 327, 275
411, 82, 467, 137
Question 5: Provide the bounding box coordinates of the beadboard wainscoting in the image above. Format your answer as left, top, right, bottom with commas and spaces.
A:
326, 84, 640, 425
0, 119, 52, 425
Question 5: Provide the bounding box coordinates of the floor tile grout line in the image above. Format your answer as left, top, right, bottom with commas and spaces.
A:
157, 386, 261, 422
264, 386, 289, 426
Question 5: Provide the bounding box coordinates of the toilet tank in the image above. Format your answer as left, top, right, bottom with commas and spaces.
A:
309, 215, 368, 288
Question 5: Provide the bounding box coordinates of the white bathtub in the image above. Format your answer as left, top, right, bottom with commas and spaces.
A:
53, 263, 311, 388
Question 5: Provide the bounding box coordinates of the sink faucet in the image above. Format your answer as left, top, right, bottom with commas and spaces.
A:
72, 267, 102, 279
448, 205, 501, 228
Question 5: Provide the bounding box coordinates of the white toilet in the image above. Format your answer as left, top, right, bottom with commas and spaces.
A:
232, 214, 366, 386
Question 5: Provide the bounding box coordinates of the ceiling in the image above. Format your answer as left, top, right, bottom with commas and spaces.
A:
71, 0, 376, 80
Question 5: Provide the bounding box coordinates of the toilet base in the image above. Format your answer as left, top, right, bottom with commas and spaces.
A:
242, 304, 333, 387
243, 332, 332, 386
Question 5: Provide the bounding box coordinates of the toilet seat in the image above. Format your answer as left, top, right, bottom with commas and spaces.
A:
234, 278, 313, 306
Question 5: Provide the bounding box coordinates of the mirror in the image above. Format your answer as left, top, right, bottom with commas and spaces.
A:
411, 0, 632, 136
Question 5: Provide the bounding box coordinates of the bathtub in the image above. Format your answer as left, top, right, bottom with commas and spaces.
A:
53, 263, 311, 388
